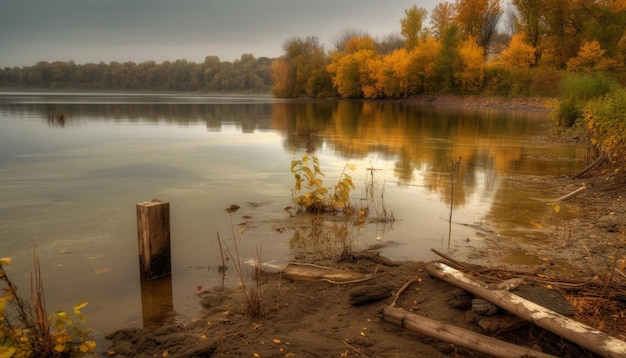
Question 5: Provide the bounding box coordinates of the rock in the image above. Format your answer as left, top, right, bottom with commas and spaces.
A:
471, 298, 498, 316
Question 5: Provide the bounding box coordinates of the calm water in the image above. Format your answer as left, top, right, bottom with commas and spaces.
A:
0, 92, 585, 349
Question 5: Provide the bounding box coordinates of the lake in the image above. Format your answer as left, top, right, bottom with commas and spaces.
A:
0, 92, 585, 350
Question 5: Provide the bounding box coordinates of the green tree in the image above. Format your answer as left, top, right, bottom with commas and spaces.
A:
435, 24, 462, 92
511, 0, 544, 49
400, 5, 428, 50
271, 36, 329, 98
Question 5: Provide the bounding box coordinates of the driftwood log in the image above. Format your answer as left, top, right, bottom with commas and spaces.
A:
348, 283, 394, 305
427, 262, 626, 358
283, 263, 374, 284
382, 306, 556, 358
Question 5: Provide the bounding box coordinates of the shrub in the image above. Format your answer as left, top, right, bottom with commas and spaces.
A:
584, 88, 626, 167
552, 73, 619, 127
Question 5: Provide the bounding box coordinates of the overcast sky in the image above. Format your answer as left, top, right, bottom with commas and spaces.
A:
0, 0, 441, 68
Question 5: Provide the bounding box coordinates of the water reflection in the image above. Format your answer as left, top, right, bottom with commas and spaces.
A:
140, 275, 174, 328
1, 93, 584, 212
0, 93, 587, 350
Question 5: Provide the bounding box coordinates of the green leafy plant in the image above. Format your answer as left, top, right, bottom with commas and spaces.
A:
552, 73, 619, 127
0, 254, 96, 357
290, 153, 355, 212
585, 88, 626, 169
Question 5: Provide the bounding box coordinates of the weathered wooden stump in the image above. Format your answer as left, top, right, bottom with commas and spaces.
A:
136, 199, 171, 280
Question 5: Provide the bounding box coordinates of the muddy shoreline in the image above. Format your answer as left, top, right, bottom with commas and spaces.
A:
104, 97, 626, 358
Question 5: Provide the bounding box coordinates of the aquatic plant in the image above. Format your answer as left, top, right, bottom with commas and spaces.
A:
290, 153, 356, 213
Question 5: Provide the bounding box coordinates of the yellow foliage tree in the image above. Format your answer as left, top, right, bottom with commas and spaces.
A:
363, 56, 385, 98
455, 37, 485, 93
501, 33, 536, 69
407, 37, 442, 94
566, 40, 619, 72
327, 36, 379, 98
343, 35, 378, 54
376, 48, 410, 98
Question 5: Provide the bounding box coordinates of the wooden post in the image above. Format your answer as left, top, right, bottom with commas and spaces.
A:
136, 199, 171, 280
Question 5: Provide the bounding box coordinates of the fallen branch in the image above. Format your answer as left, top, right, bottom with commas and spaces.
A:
426, 262, 626, 358
553, 186, 586, 202
574, 153, 608, 179
382, 306, 556, 358
430, 248, 471, 270
389, 277, 420, 307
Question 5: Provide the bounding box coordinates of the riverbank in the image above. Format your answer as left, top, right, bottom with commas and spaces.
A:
104, 97, 625, 357
407, 94, 553, 112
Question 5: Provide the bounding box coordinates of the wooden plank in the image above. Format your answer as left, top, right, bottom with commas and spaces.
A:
426, 262, 626, 358
382, 306, 556, 358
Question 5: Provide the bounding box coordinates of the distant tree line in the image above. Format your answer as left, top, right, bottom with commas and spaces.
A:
271, 0, 626, 99
0, 54, 273, 92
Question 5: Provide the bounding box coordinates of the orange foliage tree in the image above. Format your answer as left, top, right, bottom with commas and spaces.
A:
500, 33, 536, 69
567, 40, 619, 73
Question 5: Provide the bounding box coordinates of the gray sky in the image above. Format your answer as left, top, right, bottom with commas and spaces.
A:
0, 0, 440, 67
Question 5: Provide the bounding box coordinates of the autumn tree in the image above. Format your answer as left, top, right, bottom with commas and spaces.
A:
454, 0, 503, 49
270, 36, 330, 98
500, 33, 536, 69
511, 0, 544, 52
329, 28, 370, 53
583, 1, 626, 59
407, 37, 442, 94
375, 33, 405, 55
366, 48, 410, 98
566, 40, 618, 72
400, 5, 428, 50
327, 36, 379, 98
430, 2, 457, 39
455, 37, 485, 93
539, 0, 590, 68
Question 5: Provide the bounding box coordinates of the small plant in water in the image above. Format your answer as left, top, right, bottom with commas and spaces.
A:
0, 253, 96, 357
291, 153, 356, 213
